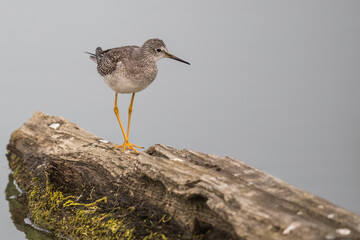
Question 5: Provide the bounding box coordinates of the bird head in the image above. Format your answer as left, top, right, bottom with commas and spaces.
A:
142, 39, 190, 65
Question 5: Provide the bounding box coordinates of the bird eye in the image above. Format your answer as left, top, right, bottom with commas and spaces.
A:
156, 48, 162, 52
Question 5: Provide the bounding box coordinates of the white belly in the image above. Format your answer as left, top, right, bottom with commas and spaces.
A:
102, 61, 156, 94
103, 74, 149, 94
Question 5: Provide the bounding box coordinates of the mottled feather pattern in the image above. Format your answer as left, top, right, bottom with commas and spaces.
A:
87, 39, 189, 93
85, 39, 189, 152
96, 46, 139, 76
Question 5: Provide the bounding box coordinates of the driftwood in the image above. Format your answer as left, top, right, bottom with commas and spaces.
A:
6, 111, 360, 240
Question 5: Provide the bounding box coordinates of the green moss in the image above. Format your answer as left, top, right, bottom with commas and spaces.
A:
26, 179, 182, 240
7, 151, 186, 240
9, 153, 21, 179
143, 232, 168, 240
28, 179, 134, 239
8, 152, 30, 190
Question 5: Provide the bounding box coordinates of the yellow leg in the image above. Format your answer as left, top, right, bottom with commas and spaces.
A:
127, 93, 135, 139
113, 92, 143, 153
113, 93, 127, 141
125, 93, 142, 149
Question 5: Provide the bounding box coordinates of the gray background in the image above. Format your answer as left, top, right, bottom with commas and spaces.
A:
0, 1, 359, 238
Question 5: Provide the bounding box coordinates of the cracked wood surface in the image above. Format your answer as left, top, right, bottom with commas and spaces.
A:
7, 111, 360, 240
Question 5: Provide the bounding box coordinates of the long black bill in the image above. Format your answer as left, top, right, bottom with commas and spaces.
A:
165, 52, 190, 65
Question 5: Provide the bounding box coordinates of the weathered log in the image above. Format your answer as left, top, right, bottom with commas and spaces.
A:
7, 111, 360, 240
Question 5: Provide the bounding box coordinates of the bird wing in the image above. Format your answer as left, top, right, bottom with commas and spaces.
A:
96, 46, 140, 76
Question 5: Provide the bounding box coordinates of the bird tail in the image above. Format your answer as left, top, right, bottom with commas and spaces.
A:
84, 51, 95, 56
85, 51, 96, 63
85, 47, 103, 63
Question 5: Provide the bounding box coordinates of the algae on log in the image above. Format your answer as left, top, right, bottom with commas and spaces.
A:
6, 111, 360, 240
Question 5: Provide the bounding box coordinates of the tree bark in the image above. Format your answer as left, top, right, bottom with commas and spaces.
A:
7, 111, 360, 240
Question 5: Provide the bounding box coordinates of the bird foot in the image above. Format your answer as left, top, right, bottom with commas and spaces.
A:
113, 141, 144, 154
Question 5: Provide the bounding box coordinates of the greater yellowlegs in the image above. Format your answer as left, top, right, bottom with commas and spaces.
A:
86, 39, 190, 153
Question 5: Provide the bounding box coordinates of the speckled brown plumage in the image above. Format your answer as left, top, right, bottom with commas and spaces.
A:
86, 39, 190, 153
87, 39, 190, 94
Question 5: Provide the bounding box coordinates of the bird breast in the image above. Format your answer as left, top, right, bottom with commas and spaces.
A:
103, 61, 158, 94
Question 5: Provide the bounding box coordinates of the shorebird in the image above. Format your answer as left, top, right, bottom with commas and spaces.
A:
86, 39, 190, 153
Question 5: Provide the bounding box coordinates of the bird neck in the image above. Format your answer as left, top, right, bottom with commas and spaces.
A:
137, 48, 157, 65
